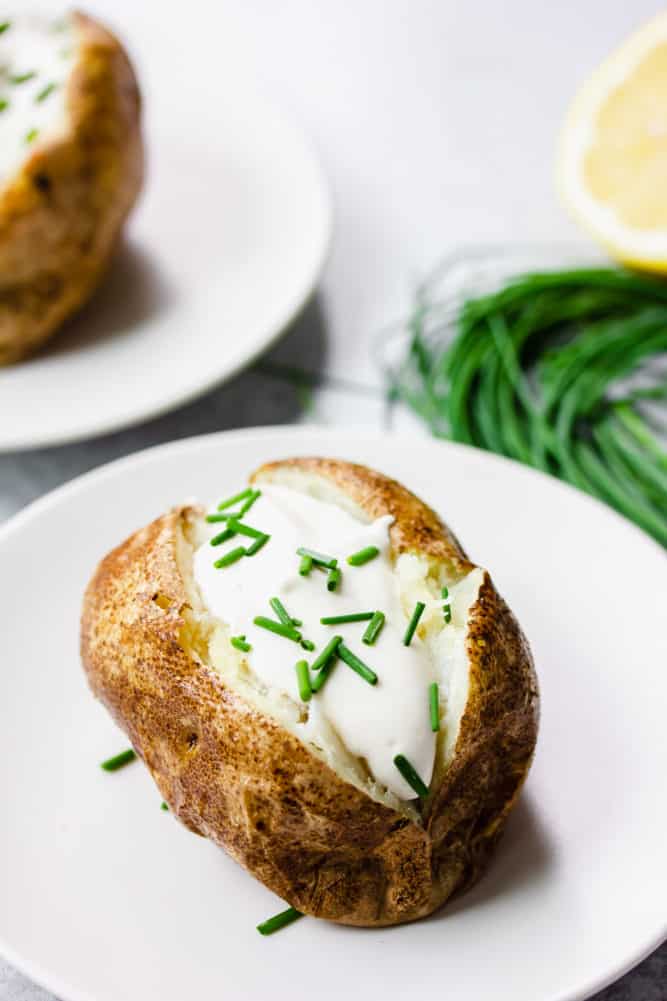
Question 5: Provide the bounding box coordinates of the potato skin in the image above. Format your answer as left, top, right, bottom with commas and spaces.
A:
80, 459, 539, 926
0, 11, 144, 364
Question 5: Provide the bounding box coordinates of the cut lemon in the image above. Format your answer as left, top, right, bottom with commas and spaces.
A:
558, 12, 667, 272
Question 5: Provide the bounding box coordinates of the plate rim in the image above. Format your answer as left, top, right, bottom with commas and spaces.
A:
1, 426, 665, 1001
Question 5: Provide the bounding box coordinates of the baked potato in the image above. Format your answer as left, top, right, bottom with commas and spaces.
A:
81, 458, 539, 927
0, 11, 143, 364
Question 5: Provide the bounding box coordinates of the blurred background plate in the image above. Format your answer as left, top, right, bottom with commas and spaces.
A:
0, 85, 331, 451
0, 427, 665, 1001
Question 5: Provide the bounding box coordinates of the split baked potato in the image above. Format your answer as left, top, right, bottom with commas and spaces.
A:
81, 458, 539, 927
0, 11, 143, 364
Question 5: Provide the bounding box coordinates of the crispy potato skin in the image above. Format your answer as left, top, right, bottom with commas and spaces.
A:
81, 459, 539, 926
0, 11, 144, 364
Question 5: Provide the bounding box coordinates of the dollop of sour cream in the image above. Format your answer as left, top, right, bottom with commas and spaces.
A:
193, 485, 438, 800
0, 15, 76, 184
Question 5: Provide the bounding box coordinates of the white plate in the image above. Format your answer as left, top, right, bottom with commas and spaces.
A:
0, 95, 331, 452
1, 428, 665, 1001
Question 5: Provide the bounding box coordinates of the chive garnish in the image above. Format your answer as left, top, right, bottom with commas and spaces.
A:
257, 906, 303, 936
326, 567, 341, 591
36, 82, 56, 102
245, 533, 269, 556
296, 547, 337, 569
100, 748, 136, 772
269, 597, 301, 627
300, 638, 315, 651
0, 99, 8, 112
213, 545, 246, 569
206, 512, 236, 523
347, 545, 379, 566
295, 660, 312, 702
25, 128, 39, 144
442, 587, 452, 623
231, 635, 252, 652
253, 616, 301, 642
393, 754, 429, 798
160, 801, 169, 811
403, 601, 426, 646
311, 653, 338, 693
429, 682, 440, 732
216, 487, 252, 511
229, 519, 264, 540
299, 554, 313, 576
210, 525, 237, 546
236, 489, 261, 516
11, 72, 37, 84
320, 611, 374, 625
311, 634, 342, 672
362, 610, 385, 645
0, 21, 10, 33
337, 642, 377, 686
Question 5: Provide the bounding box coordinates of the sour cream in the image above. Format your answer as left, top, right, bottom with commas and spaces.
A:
193, 485, 438, 800
0, 15, 76, 184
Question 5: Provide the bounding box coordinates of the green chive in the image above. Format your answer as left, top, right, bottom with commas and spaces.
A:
236, 489, 261, 516
441, 587, 449, 598
0, 22, 10, 33
362, 610, 385, 645
311, 653, 338, 693
0, 99, 8, 112
253, 616, 301, 642
216, 487, 252, 511
245, 533, 269, 556
337, 642, 377, 685
296, 547, 337, 569
160, 801, 169, 811
299, 554, 313, 576
36, 82, 56, 102
100, 748, 136, 772
269, 597, 301, 627
429, 682, 440, 732
311, 634, 342, 672
327, 567, 341, 591
295, 660, 312, 702
210, 525, 237, 546
257, 906, 303, 936
393, 754, 429, 798
25, 128, 39, 144
300, 638, 315, 651
231, 635, 252, 652
213, 545, 246, 569
206, 512, 234, 523
320, 611, 374, 625
442, 587, 452, 623
11, 71, 37, 84
228, 519, 264, 539
403, 601, 426, 646
347, 545, 380, 566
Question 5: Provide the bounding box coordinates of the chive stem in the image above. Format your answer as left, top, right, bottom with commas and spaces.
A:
213, 545, 246, 569
210, 526, 237, 546
299, 554, 313, 576
35, 82, 56, 102
362, 610, 385, 645
311, 635, 342, 672
300, 638, 315, 651
337, 642, 378, 685
100, 748, 137, 772
228, 519, 264, 539
403, 601, 426, 646
257, 906, 303, 936
326, 567, 341, 591
231, 635, 252, 652
429, 682, 440, 732
269, 597, 301, 628
347, 545, 380, 566
320, 611, 374, 624
295, 660, 312, 702
441, 587, 452, 623
311, 653, 338, 693
253, 616, 301, 642
160, 801, 169, 811
296, 547, 338, 569
217, 487, 252, 511
245, 533, 269, 556
393, 754, 429, 798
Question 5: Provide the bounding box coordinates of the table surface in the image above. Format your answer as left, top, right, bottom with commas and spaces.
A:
1, 1, 665, 998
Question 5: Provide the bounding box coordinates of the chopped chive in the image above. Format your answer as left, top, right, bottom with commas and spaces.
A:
160, 801, 169, 811
442, 587, 452, 623
403, 601, 426, 646
337, 642, 377, 685
299, 554, 313, 576
11, 71, 37, 84
0, 21, 10, 33
213, 545, 246, 569
269, 597, 301, 627
441, 587, 449, 598
393, 754, 429, 798
257, 906, 303, 936
300, 638, 315, 651
253, 616, 301, 642
320, 611, 374, 625
347, 545, 380, 566
326, 567, 341, 591
311, 653, 338, 693
210, 525, 237, 546
296, 547, 337, 569
100, 748, 136, 772
228, 519, 264, 539
429, 682, 440, 732
35, 82, 56, 102
362, 610, 385, 645
245, 533, 269, 556
216, 487, 252, 511
206, 512, 235, 523
311, 634, 342, 672
0, 99, 8, 112
295, 660, 312, 702
231, 635, 252, 652
236, 489, 261, 516
25, 128, 39, 143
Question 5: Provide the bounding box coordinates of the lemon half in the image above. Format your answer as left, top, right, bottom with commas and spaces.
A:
558, 12, 667, 272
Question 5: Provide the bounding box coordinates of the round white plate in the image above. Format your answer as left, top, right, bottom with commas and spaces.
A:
0, 428, 665, 1001
0, 97, 331, 452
